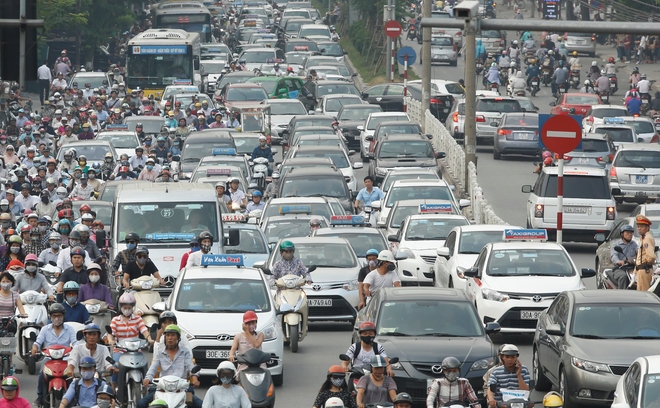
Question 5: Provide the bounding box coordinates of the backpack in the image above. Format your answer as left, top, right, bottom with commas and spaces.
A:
352, 341, 380, 366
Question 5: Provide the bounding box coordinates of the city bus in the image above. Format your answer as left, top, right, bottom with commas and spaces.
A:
125, 28, 201, 100
152, 1, 213, 42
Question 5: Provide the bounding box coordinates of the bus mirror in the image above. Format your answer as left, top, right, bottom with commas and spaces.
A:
194, 56, 200, 71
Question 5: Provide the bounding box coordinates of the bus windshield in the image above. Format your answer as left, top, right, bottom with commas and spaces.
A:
127, 52, 193, 89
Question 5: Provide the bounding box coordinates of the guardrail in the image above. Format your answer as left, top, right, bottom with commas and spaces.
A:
406, 97, 507, 225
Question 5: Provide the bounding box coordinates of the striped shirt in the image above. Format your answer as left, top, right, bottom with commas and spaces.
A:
486, 365, 530, 402
427, 377, 481, 408
345, 342, 388, 369
110, 314, 148, 341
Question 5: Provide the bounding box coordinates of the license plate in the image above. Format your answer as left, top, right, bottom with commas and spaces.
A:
578, 157, 591, 164
564, 206, 589, 214
610, 83, 616, 88
309, 298, 332, 307
205, 349, 230, 359
635, 175, 649, 184
531, 81, 538, 86
513, 132, 533, 140
521, 310, 542, 319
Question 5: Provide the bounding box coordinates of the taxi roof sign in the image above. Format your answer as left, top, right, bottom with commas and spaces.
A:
212, 147, 236, 156
330, 215, 365, 225
279, 205, 311, 214
419, 203, 453, 214
222, 213, 246, 223
503, 229, 548, 241
106, 124, 129, 131
207, 168, 232, 176
201, 254, 244, 267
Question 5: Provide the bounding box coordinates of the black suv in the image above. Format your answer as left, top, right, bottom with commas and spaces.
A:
278, 167, 353, 213
369, 134, 442, 183
299, 80, 360, 111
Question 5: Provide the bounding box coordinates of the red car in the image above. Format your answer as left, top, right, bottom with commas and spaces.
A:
549, 92, 602, 116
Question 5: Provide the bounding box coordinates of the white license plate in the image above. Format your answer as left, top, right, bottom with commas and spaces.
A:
564, 206, 589, 214
578, 157, 591, 164
514, 132, 533, 140
635, 175, 649, 184
610, 83, 616, 88
521, 310, 542, 319
531, 81, 539, 86
309, 298, 332, 307
205, 349, 230, 359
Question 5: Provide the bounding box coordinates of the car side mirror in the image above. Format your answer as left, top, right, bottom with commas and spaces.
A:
521, 185, 532, 193
227, 229, 240, 246
436, 247, 450, 258
581, 268, 596, 278
388, 234, 399, 243
435, 151, 446, 159
463, 267, 478, 277
484, 322, 500, 334
544, 323, 565, 336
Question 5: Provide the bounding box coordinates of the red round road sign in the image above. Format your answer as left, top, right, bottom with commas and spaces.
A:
541, 115, 582, 155
384, 20, 403, 39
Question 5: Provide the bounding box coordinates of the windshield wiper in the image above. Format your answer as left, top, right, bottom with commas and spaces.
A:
614, 335, 660, 339
385, 332, 411, 336
419, 332, 464, 337
572, 334, 606, 339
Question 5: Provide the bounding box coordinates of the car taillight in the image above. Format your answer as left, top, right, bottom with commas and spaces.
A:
456, 31, 462, 37
430, 98, 439, 104
609, 153, 614, 162
585, 116, 594, 124
652, 134, 659, 143
453, 43, 457, 51
563, 155, 571, 160
497, 129, 512, 136
476, 115, 486, 122
591, 35, 596, 42
499, 39, 505, 47
606, 206, 616, 220
534, 204, 544, 218
452, 111, 459, 122
610, 166, 617, 178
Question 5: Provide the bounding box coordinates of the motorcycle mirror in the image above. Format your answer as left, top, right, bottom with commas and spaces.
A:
191, 365, 201, 375
76, 330, 84, 341
38, 261, 44, 267
614, 245, 624, 253
106, 356, 115, 365
388, 357, 399, 364
105, 325, 112, 335
307, 265, 317, 273
152, 302, 166, 313
339, 353, 351, 361
261, 268, 272, 275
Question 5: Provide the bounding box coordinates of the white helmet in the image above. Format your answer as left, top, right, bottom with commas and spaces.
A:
216, 361, 236, 376
326, 398, 344, 408
377, 250, 395, 262
591, 61, 598, 66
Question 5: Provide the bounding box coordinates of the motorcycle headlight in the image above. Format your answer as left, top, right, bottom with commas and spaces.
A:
469, 356, 495, 372
571, 357, 611, 373
481, 288, 509, 302
244, 372, 266, 386
343, 279, 358, 291
261, 323, 278, 341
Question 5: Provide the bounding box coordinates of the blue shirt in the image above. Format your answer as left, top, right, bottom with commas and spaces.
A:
62, 378, 105, 407
487, 365, 530, 402
251, 145, 274, 162
146, 346, 194, 381
356, 187, 384, 207
62, 301, 90, 324
34, 323, 77, 349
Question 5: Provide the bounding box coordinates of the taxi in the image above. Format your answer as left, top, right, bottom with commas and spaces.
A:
260, 205, 330, 244
464, 229, 596, 333
311, 215, 388, 260
221, 215, 270, 267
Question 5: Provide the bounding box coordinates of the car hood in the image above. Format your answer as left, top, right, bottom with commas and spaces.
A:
304, 266, 359, 284
378, 335, 493, 374
401, 240, 446, 252
568, 337, 660, 366
177, 309, 276, 337
483, 275, 584, 293
376, 157, 436, 169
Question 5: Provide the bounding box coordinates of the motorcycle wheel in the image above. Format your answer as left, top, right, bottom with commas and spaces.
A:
27, 355, 36, 375
289, 324, 299, 353
127, 380, 141, 408
531, 88, 538, 97
1, 358, 7, 379
49, 389, 62, 408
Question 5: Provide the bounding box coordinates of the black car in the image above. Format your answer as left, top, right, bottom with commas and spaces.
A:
337, 104, 383, 150
299, 80, 360, 112
361, 83, 405, 112
369, 134, 442, 183
278, 167, 353, 213
407, 83, 454, 123
179, 129, 235, 179
353, 287, 500, 405
282, 114, 337, 143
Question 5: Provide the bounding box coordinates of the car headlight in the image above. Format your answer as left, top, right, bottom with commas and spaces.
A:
262, 323, 278, 341
571, 357, 611, 373
343, 279, 358, 291
481, 288, 509, 302
469, 356, 496, 372
181, 326, 195, 341
375, 167, 387, 176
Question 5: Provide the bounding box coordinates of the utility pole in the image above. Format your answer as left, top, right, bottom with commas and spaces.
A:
421, 0, 432, 128
0, 0, 44, 87
385, 1, 395, 82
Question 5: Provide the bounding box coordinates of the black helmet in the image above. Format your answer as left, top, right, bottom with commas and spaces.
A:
393, 393, 413, 405
441, 356, 461, 370
69, 230, 82, 240
159, 311, 177, 325
124, 232, 140, 242
135, 246, 149, 256
49, 303, 66, 315
198, 230, 214, 242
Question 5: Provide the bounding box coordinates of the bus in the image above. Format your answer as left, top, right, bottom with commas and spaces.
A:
153, 1, 213, 42
125, 29, 201, 100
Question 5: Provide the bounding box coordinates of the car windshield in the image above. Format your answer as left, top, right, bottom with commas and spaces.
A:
378, 141, 434, 159
316, 232, 386, 257
294, 151, 349, 168
268, 102, 307, 115
241, 51, 276, 63
377, 300, 483, 337
338, 106, 381, 121
294, 118, 335, 128
223, 228, 268, 254
263, 202, 333, 220
117, 202, 218, 243
366, 115, 408, 130
376, 124, 421, 138
571, 304, 660, 339
386, 186, 453, 208
317, 84, 359, 98
125, 118, 165, 133
476, 99, 522, 113
431, 37, 453, 46
643, 374, 660, 406
594, 128, 634, 143
226, 87, 269, 101
265, 218, 326, 243
320, 42, 343, 56
487, 249, 575, 276
572, 139, 608, 152
281, 176, 347, 198
458, 230, 507, 254
175, 278, 271, 313
232, 136, 259, 155
565, 95, 600, 105
71, 74, 107, 89
272, 242, 357, 267
626, 120, 656, 134
325, 97, 362, 112
542, 175, 611, 199
405, 218, 468, 240
201, 62, 226, 75
56, 144, 111, 162
443, 82, 465, 95
97, 133, 139, 149
383, 173, 438, 192
613, 151, 660, 168
479, 30, 502, 38
592, 108, 627, 118
299, 27, 330, 37
182, 140, 234, 163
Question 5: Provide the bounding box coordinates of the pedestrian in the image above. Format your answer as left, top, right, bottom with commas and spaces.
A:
635, 215, 656, 291
37, 60, 52, 105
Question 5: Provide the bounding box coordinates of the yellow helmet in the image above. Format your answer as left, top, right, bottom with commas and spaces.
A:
543, 391, 563, 408
572, 51, 578, 56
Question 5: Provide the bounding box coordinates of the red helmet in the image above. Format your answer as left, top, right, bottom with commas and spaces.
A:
358, 321, 376, 333
609, 57, 615, 63
543, 157, 553, 166
80, 204, 91, 212
541, 151, 552, 159
243, 310, 258, 323
287, 66, 294, 72
328, 365, 345, 375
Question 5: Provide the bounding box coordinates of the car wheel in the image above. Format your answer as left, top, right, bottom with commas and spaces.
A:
273, 368, 284, 386
533, 348, 552, 391
559, 368, 573, 408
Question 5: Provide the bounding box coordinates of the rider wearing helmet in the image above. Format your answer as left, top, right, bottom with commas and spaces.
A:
271, 240, 313, 284
66, 323, 115, 377
95, 384, 115, 408
343, 321, 393, 377
78, 262, 114, 308
14, 253, 54, 299
204, 361, 250, 408
185, 230, 214, 267
56, 243, 89, 292
608, 224, 638, 289
0, 376, 29, 408
108, 291, 152, 347
394, 393, 413, 408
246, 190, 265, 213
356, 355, 397, 408
153, 310, 190, 355
122, 246, 165, 289
308, 216, 323, 233
542, 391, 563, 408
141, 324, 201, 408
60, 355, 109, 408
357, 249, 380, 310
111, 232, 140, 276
312, 365, 352, 408
486, 344, 530, 408
229, 311, 265, 373
427, 356, 481, 408
61, 280, 90, 324
363, 250, 401, 299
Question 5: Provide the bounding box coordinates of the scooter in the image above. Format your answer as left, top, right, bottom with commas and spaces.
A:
529, 76, 540, 97
236, 348, 276, 408
82, 299, 114, 337
108, 336, 150, 408
569, 69, 581, 89
250, 157, 270, 192
41, 344, 72, 408
130, 276, 161, 341
608, 74, 618, 94
407, 26, 416, 41
152, 367, 201, 408
0, 315, 22, 378
16, 290, 48, 374
272, 266, 316, 353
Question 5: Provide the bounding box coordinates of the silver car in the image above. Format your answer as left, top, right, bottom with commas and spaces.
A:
565, 32, 596, 56
610, 143, 660, 204
430, 35, 457, 66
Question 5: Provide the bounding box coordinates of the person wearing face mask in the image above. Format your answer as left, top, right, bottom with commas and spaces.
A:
60, 281, 90, 324
0, 213, 14, 237
185, 231, 214, 268
35, 192, 56, 218
39, 231, 62, 266
57, 233, 91, 273
56, 219, 71, 246
228, 311, 264, 373
137, 158, 159, 182
56, 246, 90, 294
250, 135, 274, 174
100, 153, 115, 181
86, 167, 104, 192
59, 356, 109, 408
269, 240, 312, 286
91, 383, 115, 408
152, 137, 170, 161
111, 232, 140, 277
356, 355, 398, 408
0, 271, 26, 320
0, 376, 31, 408
357, 249, 379, 311
0, 235, 26, 271
122, 246, 165, 289
363, 250, 401, 301
78, 263, 114, 308
69, 173, 95, 200
64, 325, 116, 384
202, 361, 251, 408
178, 238, 200, 271
312, 366, 356, 408
342, 321, 393, 377
32, 303, 77, 407
13, 253, 54, 299
427, 357, 481, 408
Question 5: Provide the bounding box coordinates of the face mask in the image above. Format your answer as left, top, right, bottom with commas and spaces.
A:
0, 283, 11, 291
97, 400, 111, 408
66, 295, 77, 305
137, 257, 146, 266
79, 161, 86, 167
89, 274, 100, 283
220, 377, 232, 385
1, 222, 10, 229
25, 265, 37, 273
145, 140, 152, 146
387, 263, 396, 272
88, 173, 95, 180
200, 243, 212, 253
81, 370, 95, 381
127, 243, 137, 251
69, 239, 80, 247
146, 165, 154, 171
368, 260, 377, 269
38, 225, 47, 233
330, 378, 344, 387
158, 142, 165, 146
74, 173, 81, 179
51, 242, 60, 250
51, 316, 64, 326
41, 196, 49, 203
118, 173, 127, 178
105, 158, 112, 163
121, 307, 133, 317
9, 247, 20, 254
360, 335, 374, 345
59, 227, 70, 234
260, 142, 266, 147
0, 140, 5, 145
445, 371, 459, 382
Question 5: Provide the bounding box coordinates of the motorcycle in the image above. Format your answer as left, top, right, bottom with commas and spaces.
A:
152, 367, 200, 408
339, 354, 399, 394
250, 157, 270, 192
361, 203, 380, 227
407, 26, 416, 41
272, 266, 316, 353
541, 66, 552, 87
82, 299, 114, 337
131, 276, 162, 341
108, 337, 150, 408
497, 388, 533, 408
236, 348, 276, 408
41, 344, 72, 408
597, 89, 610, 103
529, 76, 540, 97
608, 74, 618, 94
0, 316, 21, 379
16, 291, 48, 374
569, 69, 580, 89
602, 246, 640, 290
641, 94, 652, 115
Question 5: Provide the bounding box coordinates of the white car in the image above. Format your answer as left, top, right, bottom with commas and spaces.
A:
161, 256, 284, 381
159, 85, 200, 111
408, 79, 465, 99
286, 145, 362, 191
621, 115, 659, 144
434, 224, 521, 291
582, 104, 629, 133
464, 229, 596, 333
612, 355, 660, 408
358, 112, 409, 160
315, 93, 364, 116
95, 129, 141, 159
389, 213, 469, 285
